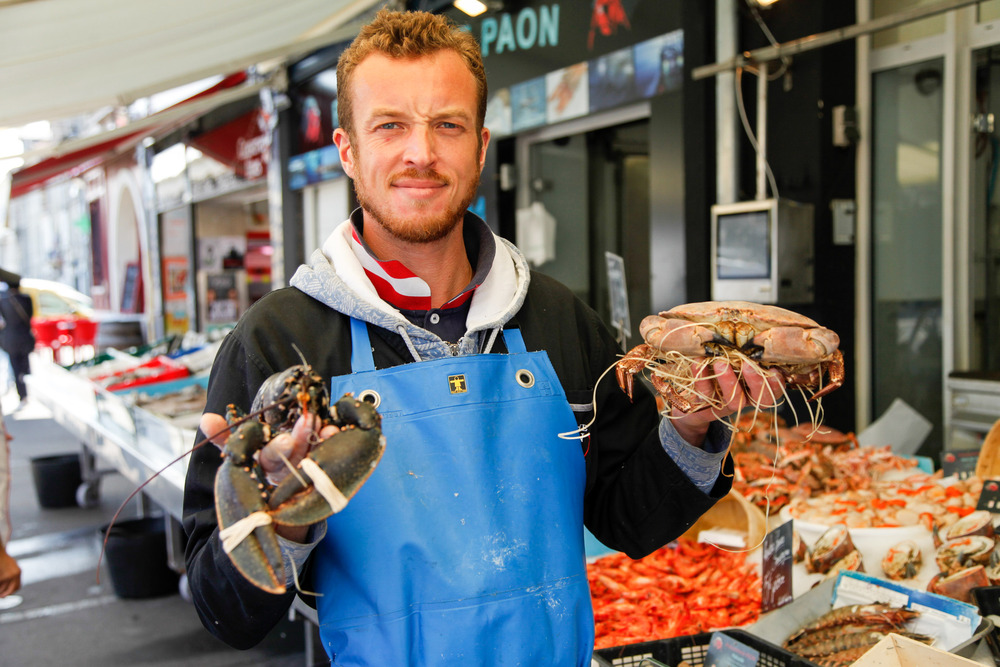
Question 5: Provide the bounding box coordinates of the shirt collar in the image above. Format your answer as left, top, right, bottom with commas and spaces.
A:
348, 208, 496, 312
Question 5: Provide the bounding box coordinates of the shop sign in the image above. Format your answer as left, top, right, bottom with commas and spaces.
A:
479, 4, 560, 57
449, 0, 683, 137
187, 108, 270, 200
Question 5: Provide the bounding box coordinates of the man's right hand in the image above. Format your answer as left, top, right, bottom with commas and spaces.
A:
0, 547, 21, 597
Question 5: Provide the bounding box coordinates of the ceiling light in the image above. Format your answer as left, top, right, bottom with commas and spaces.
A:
751, 0, 780, 6
453, 0, 489, 17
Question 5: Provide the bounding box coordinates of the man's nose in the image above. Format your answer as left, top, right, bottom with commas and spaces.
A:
403, 126, 436, 167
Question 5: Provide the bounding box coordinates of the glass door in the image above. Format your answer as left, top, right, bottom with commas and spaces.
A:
970, 45, 1000, 372
520, 119, 652, 345
871, 58, 945, 456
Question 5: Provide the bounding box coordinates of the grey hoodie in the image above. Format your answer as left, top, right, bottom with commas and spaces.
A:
290, 218, 527, 362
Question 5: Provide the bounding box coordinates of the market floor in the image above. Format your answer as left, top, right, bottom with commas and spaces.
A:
0, 385, 326, 667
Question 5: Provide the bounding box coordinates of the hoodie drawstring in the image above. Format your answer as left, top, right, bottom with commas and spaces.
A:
482, 327, 502, 355
396, 325, 423, 363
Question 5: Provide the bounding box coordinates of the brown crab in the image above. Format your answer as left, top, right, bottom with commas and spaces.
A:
616, 300, 844, 413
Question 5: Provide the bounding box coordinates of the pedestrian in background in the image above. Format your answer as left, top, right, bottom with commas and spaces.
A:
0, 279, 35, 408
0, 402, 20, 597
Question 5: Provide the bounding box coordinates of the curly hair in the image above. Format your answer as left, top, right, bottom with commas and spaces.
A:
336, 8, 487, 137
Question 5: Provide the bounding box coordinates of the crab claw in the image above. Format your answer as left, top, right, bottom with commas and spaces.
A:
616, 344, 655, 401
809, 349, 844, 402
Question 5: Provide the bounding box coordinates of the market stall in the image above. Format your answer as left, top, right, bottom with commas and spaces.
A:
23, 339, 1000, 666
26, 341, 213, 572
587, 411, 1000, 666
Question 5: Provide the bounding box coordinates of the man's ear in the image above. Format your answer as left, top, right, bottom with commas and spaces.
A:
333, 128, 355, 178
479, 126, 491, 171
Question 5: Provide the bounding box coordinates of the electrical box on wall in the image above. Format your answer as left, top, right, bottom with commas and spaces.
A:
710, 198, 815, 304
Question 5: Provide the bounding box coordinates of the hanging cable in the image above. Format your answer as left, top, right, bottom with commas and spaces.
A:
735, 67, 781, 200
747, 2, 792, 81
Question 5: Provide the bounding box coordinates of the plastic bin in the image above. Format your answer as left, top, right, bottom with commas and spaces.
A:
30, 454, 82, 508
971, 586, 1000, 661
594, 628, 817, 667
100, 516, 179, 599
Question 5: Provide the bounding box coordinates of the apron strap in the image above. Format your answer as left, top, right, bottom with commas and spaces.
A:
502, 327, 526, 354
349, 318, 526, 368
350, 318, 376, 372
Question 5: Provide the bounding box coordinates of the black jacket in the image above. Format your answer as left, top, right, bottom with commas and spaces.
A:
182, 274, 733, 649
0, 290, 34, 355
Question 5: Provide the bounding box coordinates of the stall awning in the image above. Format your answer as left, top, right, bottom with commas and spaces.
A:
9, 131, 144, 199
0, 0, 381, 129
9, 72, 264, 198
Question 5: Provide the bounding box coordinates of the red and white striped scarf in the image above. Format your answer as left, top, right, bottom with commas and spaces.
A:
349, 227, 474, 311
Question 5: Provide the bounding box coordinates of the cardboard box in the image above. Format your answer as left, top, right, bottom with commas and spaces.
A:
852, 633, 984, 667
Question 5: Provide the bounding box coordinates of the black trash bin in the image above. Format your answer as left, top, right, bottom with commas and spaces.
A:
30, 454, 82, 508
101, 516, 179, 599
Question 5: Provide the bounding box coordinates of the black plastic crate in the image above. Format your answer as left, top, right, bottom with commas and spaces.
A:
594, 628, 817, 667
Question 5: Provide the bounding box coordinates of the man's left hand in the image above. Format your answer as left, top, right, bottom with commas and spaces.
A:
670, 359, 784, 447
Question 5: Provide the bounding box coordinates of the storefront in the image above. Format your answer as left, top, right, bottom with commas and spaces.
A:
152, 103, 273, 336
280, 1, 700, 346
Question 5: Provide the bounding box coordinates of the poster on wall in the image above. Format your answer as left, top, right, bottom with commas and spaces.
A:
164, 298, 190, 334
162, 257, 191, 336
198, 270, 247, 328
589, 46, 637, 112
546, 63, 589, 123
633, 29, 684, 96
199, 236, 246, 271
511, 77, 547, 133
163, 257, 189, 300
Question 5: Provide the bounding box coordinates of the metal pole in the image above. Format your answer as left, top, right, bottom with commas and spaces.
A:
756, 61, 768, 201
692, 0, 981, 80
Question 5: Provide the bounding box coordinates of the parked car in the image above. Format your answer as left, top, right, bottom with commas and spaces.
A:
10, 279, 96, 355
17, 278, 94, 320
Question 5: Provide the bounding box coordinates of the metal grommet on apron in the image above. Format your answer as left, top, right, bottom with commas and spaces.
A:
357, 389, 381, 408
515, 369, 535, 388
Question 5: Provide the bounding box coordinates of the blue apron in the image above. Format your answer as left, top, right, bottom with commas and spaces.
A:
314, 318, 594, 665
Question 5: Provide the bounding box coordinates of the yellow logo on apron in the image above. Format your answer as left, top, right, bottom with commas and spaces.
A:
448, 374, 467, 394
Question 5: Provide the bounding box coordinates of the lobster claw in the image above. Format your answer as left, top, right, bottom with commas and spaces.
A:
267, 421, 386, 527
215, 458, 285, 594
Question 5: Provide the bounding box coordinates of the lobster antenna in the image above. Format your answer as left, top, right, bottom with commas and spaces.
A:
95, 394, 296, 583
291, 343, 308, 367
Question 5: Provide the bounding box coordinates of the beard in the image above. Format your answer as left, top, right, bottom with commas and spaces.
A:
354, 165, 481, 244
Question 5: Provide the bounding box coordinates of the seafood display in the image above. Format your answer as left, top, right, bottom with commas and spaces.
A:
783, 470, 981, 530
782, 604, 927, 667
616, 301, 843, 413
729, 414, 924, 515
588, 537, 761, 649
792, 511, 1000, 604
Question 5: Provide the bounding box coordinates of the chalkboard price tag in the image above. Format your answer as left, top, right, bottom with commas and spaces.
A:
761, 520, 794, 613
704, 630, 761, 666
941, 450, 979, 479
977, 479, 1000, 512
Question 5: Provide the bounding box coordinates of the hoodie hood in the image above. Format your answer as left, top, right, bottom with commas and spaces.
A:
289, 215, 531, 361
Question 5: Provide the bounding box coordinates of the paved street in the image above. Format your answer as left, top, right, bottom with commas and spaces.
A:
0, 383, 324, 667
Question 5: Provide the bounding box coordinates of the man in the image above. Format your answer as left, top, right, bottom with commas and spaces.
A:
183, 9, 780, 665
0, 402, 19, 598
0, 280, 34, 407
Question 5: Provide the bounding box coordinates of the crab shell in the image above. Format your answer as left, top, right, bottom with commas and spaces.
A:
640, 300, 840, 364
927, 565, 990, 604
881, 540, 923, 581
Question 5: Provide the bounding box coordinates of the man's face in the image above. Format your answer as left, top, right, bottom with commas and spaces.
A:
333, 50, 490, 244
